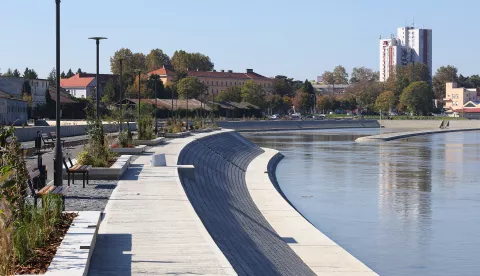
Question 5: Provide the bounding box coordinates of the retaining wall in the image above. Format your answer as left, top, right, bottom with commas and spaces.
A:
379, 120, 480, 129
177, 132, 315, 276
13, 122, 137, 142
216, 119, 379, 132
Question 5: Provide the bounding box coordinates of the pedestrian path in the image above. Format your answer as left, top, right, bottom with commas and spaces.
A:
88, 131, 236, 275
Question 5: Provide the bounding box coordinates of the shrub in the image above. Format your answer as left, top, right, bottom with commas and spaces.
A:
117, 129, 133, 148
138, 115, 154, 140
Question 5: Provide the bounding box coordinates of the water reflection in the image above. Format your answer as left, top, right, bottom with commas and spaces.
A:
244, 129, 480, 276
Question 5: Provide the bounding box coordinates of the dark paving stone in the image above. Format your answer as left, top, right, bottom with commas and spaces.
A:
178, 132, 315, 276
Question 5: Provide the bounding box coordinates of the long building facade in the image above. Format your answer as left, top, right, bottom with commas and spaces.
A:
380, 26, 432, 82
148, 66, 274, 95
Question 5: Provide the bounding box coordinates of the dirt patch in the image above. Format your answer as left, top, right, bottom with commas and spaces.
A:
15, 212, 78, 275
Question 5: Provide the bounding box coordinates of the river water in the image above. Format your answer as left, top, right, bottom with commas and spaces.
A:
244, 129, 480, 276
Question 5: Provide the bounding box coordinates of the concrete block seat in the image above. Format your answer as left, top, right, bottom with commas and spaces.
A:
177, 132, 315, 275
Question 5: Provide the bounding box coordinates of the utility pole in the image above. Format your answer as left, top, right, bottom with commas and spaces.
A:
54, 0, 63, 187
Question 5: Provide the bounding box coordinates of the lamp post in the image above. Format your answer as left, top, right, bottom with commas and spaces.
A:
54, 0, 63, 187
119, 58, 124, 131
153, 79, 158, 135
135, 70, 142, 119
88, 37, 107, 120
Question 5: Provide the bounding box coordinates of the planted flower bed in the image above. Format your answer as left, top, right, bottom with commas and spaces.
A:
63, 154, 132, 180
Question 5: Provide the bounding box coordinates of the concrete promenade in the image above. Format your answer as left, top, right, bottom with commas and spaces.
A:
88, 131, 236, 275
245, 148, 378, 276
356, 127, 480, 142
216, 120, 379, 132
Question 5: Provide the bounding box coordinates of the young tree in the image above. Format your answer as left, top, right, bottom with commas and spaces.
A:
432, 65, 458, 100
66, 68, 75, 77
240, 80, 266, 108
177, 76, 207, 100
23, 67, 38, 79
145, 74, 165, 99
374, 91, 396, 113
145, 49, 170, 72
13, 69, 21, 77
101, 79, 116, 106
400, 81, 432, 115
47, 68, 56, 86
216, 86, 242, 102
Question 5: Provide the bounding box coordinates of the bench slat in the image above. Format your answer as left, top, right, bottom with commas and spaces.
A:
37, 185, 54, 196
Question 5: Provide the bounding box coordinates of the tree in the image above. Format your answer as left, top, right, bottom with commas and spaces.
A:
322, 71, 335, 86
3, 68, 13, 76
400, 81, 432, 115
101, 79, 116, 105
292, 92, 311, 114
171, 50, 214, 72
13, 69, 21, 77
66, 68, 75, 77
466, 75, 480, 88
217, 86, 242, 102
60, 71, 66, 79
76, 68, 83, 74
396, 63, 430, 84
355, 82, 382, 111
177, 76, 207, 100
23, 68, 38, 79
302, 79, 314, 95
316, 96, 332, 113
22, 81, 31, 95
374, 91, 396, 113
432, 65, 458, 100
145, 49, 170, 72
241, 80, 266, 108
333, 65, 349, 85
350, 67, 378, 83
47, 68, 56, 86
145, 74, 165, 99
273, 76, 293, 96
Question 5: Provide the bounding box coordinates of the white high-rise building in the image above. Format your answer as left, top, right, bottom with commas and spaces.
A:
379, 26, 432, 82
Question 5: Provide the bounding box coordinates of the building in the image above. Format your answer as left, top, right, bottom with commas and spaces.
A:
443, 82, 480, 118
60, 72, 118, 99
147, 66, 274, 95
313, 84, 350, 96
0, 91, 28, 125
380, 26, 432, 82
0, 76, 49, 106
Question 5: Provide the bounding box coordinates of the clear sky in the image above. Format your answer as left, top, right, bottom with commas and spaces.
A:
0, 0, 478, 80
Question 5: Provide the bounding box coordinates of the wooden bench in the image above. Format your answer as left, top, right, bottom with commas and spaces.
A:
27, 165, 69, 210
63, 154, 90, 188
41, 133, 55, 149
48, 132, 66, 147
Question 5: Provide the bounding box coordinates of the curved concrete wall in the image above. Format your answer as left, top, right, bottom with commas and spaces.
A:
177, 132, 315, 276
13, 122, 136, 142
380, 119, 480, 129
216, 119, 379, 132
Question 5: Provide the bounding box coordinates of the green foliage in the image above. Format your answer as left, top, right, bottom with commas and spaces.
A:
293, 92, 312, 114
66, 68, 75, 78
216, 86, 242, 102
22, 68, 38, 80
138, 115, 154, 140
117, 129, 133, 147
171, 50, 214, 72
146, 49, 170, 72
375, 91, 396, 113
333, 65, 349, 85
432, 65, 458, 99
350, 67, 379, 83
177, 76, 207, 100
241, 80, 266, 108
400, 81, 433, 115
165, 119, 184, 134
101, 79, 117, 105
273, 76, 294, 97
47, 68, 56, 87
145, 75, 165, 99
302, 79, 314, 94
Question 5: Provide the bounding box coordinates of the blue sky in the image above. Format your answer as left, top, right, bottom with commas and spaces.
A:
0, 0, 478, 80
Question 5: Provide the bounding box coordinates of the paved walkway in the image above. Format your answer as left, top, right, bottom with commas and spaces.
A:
355, 127, 480, 142
245, 148, 378, 276
88, 131, 236, 275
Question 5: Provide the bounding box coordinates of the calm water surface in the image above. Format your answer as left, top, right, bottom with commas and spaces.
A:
244, 129, 480, 276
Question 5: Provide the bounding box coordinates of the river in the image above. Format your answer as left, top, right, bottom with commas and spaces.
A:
243, 129, 480, 276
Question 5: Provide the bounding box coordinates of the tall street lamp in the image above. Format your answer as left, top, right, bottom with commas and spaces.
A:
88, 37, 107, 120
135, 69, 142, 119
54, 0, 63, 187
153, 79, 158, 135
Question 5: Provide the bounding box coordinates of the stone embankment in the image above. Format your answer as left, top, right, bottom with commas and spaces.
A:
356, 127, 480, 142
178, 131, 377, 275
216, 120, 379, 132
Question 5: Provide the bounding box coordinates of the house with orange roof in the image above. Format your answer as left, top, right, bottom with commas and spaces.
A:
60, 72, 118, 99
